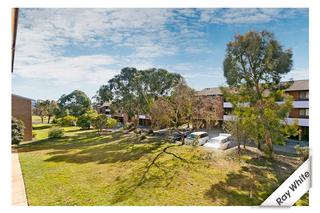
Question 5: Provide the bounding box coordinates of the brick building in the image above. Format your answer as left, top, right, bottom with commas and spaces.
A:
12, 94, 33, 141
197, 79, 309, 140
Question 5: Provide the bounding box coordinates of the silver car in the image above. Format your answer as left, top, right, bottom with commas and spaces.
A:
204, 133, 232, 150
185, 131, 209, 145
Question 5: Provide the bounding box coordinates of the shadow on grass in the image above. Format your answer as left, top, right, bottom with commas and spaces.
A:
32, 124, 54, 130
109, 150, 188, 205
18, 130, 166, 165
204, 149, 299, 206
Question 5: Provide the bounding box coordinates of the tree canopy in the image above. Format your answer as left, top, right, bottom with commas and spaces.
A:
57, 90, 91, 117
96, 67, 183, 121
222, 31, 298, 155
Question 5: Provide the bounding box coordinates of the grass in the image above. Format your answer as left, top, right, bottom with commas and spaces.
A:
17, 124, 308, 206
32, 115, 55, 125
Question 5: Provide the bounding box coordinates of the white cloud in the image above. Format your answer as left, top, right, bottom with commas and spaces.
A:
283, 68, 309, 81
199, 8, 306, 25
15, 55, 119, 85
14, 8, 307, 87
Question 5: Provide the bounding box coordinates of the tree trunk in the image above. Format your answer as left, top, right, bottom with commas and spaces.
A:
48, 115, 51, 124
265, 131, 273, 157
257, 140, 261, 150
236, 126, 241, 153
41, 116, 44, 124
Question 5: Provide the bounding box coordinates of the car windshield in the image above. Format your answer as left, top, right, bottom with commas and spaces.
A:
187, 134, 197, 139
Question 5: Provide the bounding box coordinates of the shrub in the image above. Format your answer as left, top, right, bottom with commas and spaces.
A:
12, 117, 25, 145
106, 117, 118, 129
92, 114, 108, 135
77, 110, 98, 129
48, 128, 65, 139
56, 115, 77, 126
52, 118, 58, 124
295, 145, 309, 161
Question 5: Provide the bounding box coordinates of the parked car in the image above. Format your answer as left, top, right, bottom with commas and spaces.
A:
203, 133, 232, 150
185, 131, 209, 145
169, 130, 191, 142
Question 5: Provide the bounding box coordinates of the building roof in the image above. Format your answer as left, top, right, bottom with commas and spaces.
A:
197, 79, 309, 96
12, 94, 33, 101
285, 79, 309, 91
197, 87, 222, 96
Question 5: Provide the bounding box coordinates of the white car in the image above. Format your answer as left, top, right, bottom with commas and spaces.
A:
185, 131, 209, 145
204, 133, 232, 150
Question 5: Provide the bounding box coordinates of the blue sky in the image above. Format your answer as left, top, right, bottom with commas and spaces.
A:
12, 8, 309, 100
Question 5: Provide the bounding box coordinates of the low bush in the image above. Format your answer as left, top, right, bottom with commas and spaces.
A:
106, 117, 118, 129
48, 128, 65, 139
77, 110, 98, 129
56, 115, 77, 127
295, 145, 309, 161
12, 117, 25, 145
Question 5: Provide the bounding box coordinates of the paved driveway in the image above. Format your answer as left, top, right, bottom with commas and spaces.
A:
12, 149, 28, 206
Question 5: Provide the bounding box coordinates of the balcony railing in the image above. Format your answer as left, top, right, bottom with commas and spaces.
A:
223, 115, 308, 127
224, 101, 309, 109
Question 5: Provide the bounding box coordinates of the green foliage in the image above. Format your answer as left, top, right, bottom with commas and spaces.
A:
12, 117, 25, 145
223, 31, 292, 89
57, 90, 91, 117
33, 100, 59, 123
92, 114, 109, 134
106, 117, 118, 129
48, 128, 65, 139
295, 145, 309, 161
222, 31, 298, 155
92, 115, 118, 134
56, 115, 77, 127
96, 67, 183, 121
77, 109, 99, 129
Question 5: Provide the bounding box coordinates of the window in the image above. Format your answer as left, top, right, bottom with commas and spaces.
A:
200, 133, 208, 138
299, 109, 309, 117
299, 91, 309, 100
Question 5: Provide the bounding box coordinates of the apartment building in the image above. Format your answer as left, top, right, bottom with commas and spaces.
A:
94, 102, 151, 126
197, 79, 309, 140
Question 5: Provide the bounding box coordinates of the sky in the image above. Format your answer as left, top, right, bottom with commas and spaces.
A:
12, 8, 309, 100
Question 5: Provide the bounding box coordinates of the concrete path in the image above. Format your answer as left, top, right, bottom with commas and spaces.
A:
12, 149, 28, 206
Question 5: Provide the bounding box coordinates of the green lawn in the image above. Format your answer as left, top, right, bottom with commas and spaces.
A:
17, 124, 308, 206
32, 115, 55, 124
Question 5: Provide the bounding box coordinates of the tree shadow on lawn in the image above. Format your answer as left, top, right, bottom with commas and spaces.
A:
44, 137, 163, 164
32, 124, 54, 130
18, 131, 123, 152
109, 150, 190, 205
19, 129, 167, 164
204, 149, 300, 206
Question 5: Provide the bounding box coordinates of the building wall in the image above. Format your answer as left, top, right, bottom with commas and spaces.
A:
12, 95, 32, 141
286, 90, 309, 101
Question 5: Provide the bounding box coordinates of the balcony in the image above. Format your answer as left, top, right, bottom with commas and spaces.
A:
223, 115, 236, 121
224, 101, 309, 109
223, 102, 249, 108
223, 102, 233, 108
276, 101, 309, 108
285, 118, 309, 127
223, 115, 308, 127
